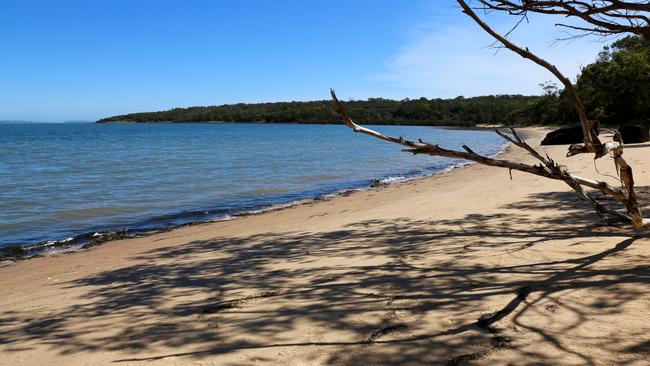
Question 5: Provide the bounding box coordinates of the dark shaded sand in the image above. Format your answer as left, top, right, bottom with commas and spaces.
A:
1, 128, 649, 365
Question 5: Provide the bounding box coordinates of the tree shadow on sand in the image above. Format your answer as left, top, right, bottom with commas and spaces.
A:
0, 188, 649, 365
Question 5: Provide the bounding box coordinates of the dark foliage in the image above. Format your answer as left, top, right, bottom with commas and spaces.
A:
98, 37, 650, 128
576, 36, 650, 126
614, 125, 650, 143
98, 95, 545, 126
541, 125, 592, 145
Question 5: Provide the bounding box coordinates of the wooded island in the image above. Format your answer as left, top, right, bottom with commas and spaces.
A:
99, 36, 649, 127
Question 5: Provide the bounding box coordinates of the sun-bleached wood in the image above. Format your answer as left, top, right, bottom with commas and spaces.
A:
331, 89, 646, 228
331, 1, 648, 228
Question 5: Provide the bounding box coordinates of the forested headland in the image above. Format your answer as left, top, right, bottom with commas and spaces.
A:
98, 95, 545, 126
98, 36, 649, 127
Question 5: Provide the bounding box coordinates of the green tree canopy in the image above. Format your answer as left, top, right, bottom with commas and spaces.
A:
576, 36, 650, 126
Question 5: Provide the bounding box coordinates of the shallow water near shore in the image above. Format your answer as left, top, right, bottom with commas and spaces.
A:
0, 123, 505, 254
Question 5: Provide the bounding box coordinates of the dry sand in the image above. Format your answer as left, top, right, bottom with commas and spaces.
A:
1, 128, 649, 366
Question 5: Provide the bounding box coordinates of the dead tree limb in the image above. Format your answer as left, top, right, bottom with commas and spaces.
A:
331, 89, 647, 227
474, 1, 650, 40
457, 0, 601, 152
456, 0, 647, 227
331, 1, 648, 228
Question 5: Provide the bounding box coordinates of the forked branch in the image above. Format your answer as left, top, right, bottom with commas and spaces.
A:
455, 0, 646, 226
474, 0, 650, 39
331, 1, 647, 228
331, 89, 647, 228
457, 0, 602, 152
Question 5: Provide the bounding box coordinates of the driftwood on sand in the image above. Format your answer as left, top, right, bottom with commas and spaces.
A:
331, 0, 650, 229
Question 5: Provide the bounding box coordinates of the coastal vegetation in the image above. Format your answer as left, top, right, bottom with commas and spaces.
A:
99, 36, 649, 128
98, 95, 543, 126
576, 35, 650, 126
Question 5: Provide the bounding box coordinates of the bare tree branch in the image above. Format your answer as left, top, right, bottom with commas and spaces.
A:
475, 0, 650, 39
457, 0, 601, 152
330, 1, 650, 228
331, 90, 646, 226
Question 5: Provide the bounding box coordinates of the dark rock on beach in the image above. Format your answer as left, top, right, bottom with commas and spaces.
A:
0, 245, 25, 261
541, 125, 599, 145
614, 125, 650, 144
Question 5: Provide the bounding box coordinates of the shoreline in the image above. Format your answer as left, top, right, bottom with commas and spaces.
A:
0, 131, 509, 264
2, 127, 649, 366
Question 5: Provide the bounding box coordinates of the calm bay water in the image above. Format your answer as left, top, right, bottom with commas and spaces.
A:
0, 123, 505, 252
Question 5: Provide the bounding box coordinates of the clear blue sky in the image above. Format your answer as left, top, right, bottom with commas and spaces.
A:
0, 0, 608, 121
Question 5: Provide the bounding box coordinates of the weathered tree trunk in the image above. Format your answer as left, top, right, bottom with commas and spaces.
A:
474, 1, 650, 40
455, 0, 647, 228
332, 1, 649, 228
330, 90, 642, 226
456, 0, 601, 151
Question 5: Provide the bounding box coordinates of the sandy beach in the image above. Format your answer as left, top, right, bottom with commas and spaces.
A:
1, 128, 648, 365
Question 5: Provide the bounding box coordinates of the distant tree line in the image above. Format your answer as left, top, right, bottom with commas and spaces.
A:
98, 37, 649, 127
98, 95, 544, 126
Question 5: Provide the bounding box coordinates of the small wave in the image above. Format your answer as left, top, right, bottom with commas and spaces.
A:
379, 176, 408, 184
1, 140, 508, 263
367, 143, 506, 188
